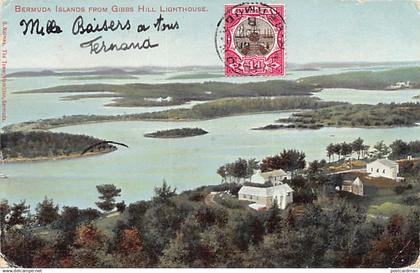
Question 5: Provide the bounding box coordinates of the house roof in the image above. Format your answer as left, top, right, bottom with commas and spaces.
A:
239, 184, 294, 197
261, 169, 289, 179
369, 159, 398, 168
239, 186, 269, 196
250, 170, 266, 184
353, 177, 363, 186
343, 177, 363, 186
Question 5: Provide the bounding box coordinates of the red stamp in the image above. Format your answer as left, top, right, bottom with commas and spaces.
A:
224, 3, 285, 77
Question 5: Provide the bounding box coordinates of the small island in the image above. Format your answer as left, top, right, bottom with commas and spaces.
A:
0, 131, 117, 163
144, 128, 208, 138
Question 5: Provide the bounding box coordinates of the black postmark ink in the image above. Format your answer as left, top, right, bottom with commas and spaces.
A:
214, 2, 285, 76
81, 140, 129, 155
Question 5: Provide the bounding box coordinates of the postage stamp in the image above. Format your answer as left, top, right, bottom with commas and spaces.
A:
224, 3, 285, 76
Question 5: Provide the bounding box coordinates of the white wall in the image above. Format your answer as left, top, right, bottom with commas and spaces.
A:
366, 161, 398, 180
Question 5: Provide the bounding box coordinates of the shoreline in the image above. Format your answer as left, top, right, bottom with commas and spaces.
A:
4, 107, 418, 133
0, 149, 115, 164
3, 109, 305, 132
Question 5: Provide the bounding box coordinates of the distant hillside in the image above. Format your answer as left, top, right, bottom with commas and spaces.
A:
289, 61, 420, 70
17, 80, 317, 107
299, 67, 420, 89
7, 68, 163, 78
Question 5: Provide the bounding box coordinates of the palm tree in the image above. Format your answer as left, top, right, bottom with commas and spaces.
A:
217, 166, 227, 183
326, 143, 335, 162
333, 143, 342, 160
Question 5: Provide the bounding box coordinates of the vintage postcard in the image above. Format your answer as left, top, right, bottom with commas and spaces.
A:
0, 0, 419, 270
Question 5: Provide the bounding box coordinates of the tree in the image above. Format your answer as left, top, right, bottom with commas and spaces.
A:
74, 223, 104, 250
8, 201, 30, 228
352, 137, 364, 159
160, 218, 214, 267
308, 160, 322, 176
153, 180, 176, 203
59, 206, 80, 232
219, 158, 259, 183
36, 197, 59, 226
264, 201, 282, 234
389, 139, 409, 159
326, 143, 335, 162
32, 248, 55, 268
340, 142, 353, 159
95, 184, 121, 212
373, 140, 390, 159
2, 229, 46, 268
333, 143, 342, 160
117, 228, 143, 255
260, 149, 306, 173
116, 201, 126, 213
0, 200, 10, 248
216, 165, 227, 183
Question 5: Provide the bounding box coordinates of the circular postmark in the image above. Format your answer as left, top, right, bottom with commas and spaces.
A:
214, 2, 285, 76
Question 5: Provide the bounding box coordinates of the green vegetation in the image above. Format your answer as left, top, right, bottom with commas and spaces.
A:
0, 179, 418, 268
217, 158, 259, 183
277, 102, 420, 128
0, 131, 116, 161
388, 139, 420, 159
95, 184, 122, 212
63, 75, 138, 80
299, 66, 420, 89
326, 137, 370, 162
5, 100, 419, 134
16, 80, 316, 107
3, 97, 340, 132
260, 149, 306, 173
144, 128, 208, 138
166, 72, 223, 80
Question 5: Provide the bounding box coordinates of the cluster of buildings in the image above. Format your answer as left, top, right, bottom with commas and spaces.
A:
386, 81, 411, 90
237, 158, 404, 211
238, 169, 294, 210
339, 158, 403, 196
144, 96, 173, 103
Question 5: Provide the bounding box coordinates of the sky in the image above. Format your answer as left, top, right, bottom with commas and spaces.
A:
2, 0, 420, 69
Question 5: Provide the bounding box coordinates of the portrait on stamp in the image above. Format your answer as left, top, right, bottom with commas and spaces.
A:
224, 3, 285, 76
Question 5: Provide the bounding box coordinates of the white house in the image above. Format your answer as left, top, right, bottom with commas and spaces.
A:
250, 169, 291, 185
386, 81, 411, 90
366, 159, 399, 180
341, 177, 364, 196
260, 169, 291, 185
144, 96, 173, 103
238, 183, 294, 210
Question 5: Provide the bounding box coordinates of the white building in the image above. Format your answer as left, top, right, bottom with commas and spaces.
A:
238, 183, 294, 210
250, 169, 291, 185
144, 96, 173, 103
366, 159, 399, 180
260, 169, 291, 185
387, 81, 410, 90
341, 177, 364, 196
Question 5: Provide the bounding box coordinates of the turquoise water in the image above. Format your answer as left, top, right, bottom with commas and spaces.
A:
314, 88, 420, 105
1, 69, 420, 209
